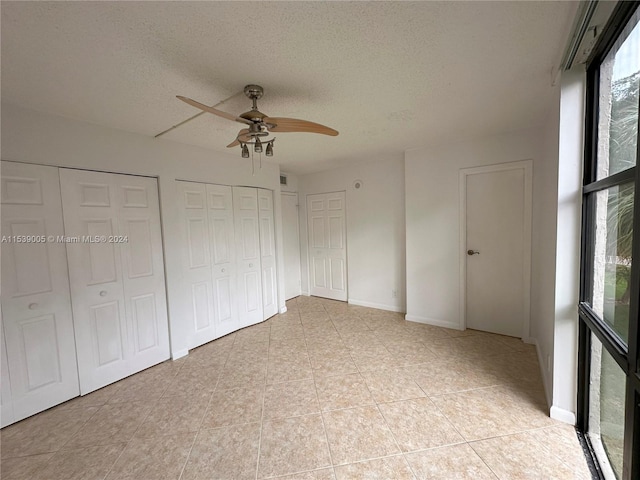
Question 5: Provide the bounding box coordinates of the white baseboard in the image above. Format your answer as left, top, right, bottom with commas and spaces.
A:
171, 349, 189, 360
347, 298, 404, 313
300, 291, 310, 296
404, 314, 461, 330
279, 306, 288, 314
550, 405, 576, 425
532, 337, 552, 410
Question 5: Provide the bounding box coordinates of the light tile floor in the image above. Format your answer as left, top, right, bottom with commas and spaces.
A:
1, 296, 592, 479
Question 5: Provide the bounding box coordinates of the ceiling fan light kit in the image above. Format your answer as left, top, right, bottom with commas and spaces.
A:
176, 84, 338, 161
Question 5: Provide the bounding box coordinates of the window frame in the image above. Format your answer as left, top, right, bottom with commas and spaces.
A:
577, 2, 640, 479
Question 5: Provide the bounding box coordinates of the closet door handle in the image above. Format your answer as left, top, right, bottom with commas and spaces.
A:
221, 268, 226, 273
249, 263, 254, 268
99, 290, 107, 297
28, 303, 38, 310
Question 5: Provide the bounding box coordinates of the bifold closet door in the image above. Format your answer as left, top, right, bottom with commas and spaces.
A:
207, 184, 239, 337
258, 189, 278, 319
177, 181, 240, 347
233, 187, 263, 328
60, 169, 169, 394
177, 181, 216, 347
0, 161, 79, 425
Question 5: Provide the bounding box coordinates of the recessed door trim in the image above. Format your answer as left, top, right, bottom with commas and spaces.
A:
458, 159, 533, 339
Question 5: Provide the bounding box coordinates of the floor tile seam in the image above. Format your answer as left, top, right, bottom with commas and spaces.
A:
96, 435, 140, 480
261, 465, 334, 480
421, 381, 515, 398
302, 327, 338, 480
464, 425, 563, 444
255, 334, 271, 480
372, 402, 407, 464
330, 451, 410, 468
466, 437, 503, 479
398, 437, 472, 457
426, 391, 470, 447
518, 429, 586, 474
427, 383, 505, 400
167, 429, 198, 480
54, 399, 104, 452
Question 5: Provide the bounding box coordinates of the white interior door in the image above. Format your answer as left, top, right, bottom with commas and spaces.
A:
464, 165, 529, 337
281, 193, 301, 300
1, 161, 79, 423
258, 189, 278, 319
116, 174, 170, 371
61, 169, 169, 394
1, 321, 15, 427
207, 184, 239, 337
233, 187, 263, 328
307, 192, 347, 301
178, 181, 216, 348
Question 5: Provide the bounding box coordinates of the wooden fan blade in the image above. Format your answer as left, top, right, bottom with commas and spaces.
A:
177, 96, 252, 125
265, 117, 338, 136
226, 129, 251, 148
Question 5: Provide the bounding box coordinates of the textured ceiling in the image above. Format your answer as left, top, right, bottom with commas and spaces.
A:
1, 1, 576, 174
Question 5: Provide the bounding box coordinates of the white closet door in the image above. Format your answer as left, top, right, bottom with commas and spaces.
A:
307, 192, 347, 301
207, 184, 239, 337
177, 181, 215, 348
258, 189, 278, 319
1, 161, 79, 423
116, 175, 170, 371
61, 169, 168, 394
233, 187, 263, 328
1, 322, 15, 427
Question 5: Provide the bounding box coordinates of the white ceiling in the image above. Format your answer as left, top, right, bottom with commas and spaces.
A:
1, 1, 576, 174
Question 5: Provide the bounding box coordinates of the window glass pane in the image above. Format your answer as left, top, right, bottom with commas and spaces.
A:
597, 11, 639, 180
591, 183, 634, 343
589, 335, 626, 479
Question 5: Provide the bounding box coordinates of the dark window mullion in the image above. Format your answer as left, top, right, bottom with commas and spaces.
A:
583, 167, 636, 194
579, 303, 630, 373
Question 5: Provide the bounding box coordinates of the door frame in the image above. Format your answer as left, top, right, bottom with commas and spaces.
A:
281, 192, 302, 301
305, 190, 348, 301
458, 159, 533, 339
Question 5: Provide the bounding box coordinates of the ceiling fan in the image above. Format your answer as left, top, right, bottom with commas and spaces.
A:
177, 85, 339, 158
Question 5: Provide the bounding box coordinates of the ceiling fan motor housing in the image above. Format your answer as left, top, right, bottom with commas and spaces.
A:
243, 84, 264, 100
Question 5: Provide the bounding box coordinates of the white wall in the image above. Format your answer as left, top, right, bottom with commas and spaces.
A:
550, 68, 585, 424
530, 83, 561, 408
1, 103, 286, 358
298, 157, 406, 312
405, 127, 551, 331
280, 172, 299, 193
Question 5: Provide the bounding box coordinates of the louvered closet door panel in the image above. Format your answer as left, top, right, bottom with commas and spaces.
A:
116, 175, 170, 373
233, 187, 263, 328
207, 184, 239, 337
258, 189, 278, 319
177, 181, 216, 348
1, 161, 79, 424
60, 169, 129, 393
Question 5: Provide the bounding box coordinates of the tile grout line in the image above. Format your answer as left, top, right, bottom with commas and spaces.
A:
310, 304, 338, 478
254, 319, 271, 480
466, 437, 503, 479
99, 392, 158, 480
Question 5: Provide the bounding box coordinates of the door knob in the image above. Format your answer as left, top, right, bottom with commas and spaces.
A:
99, 290, 107, 297
221, 268, 226, 273
467, 250, 480, 256
28, 303, 38, 310
249, 263, 254, 268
